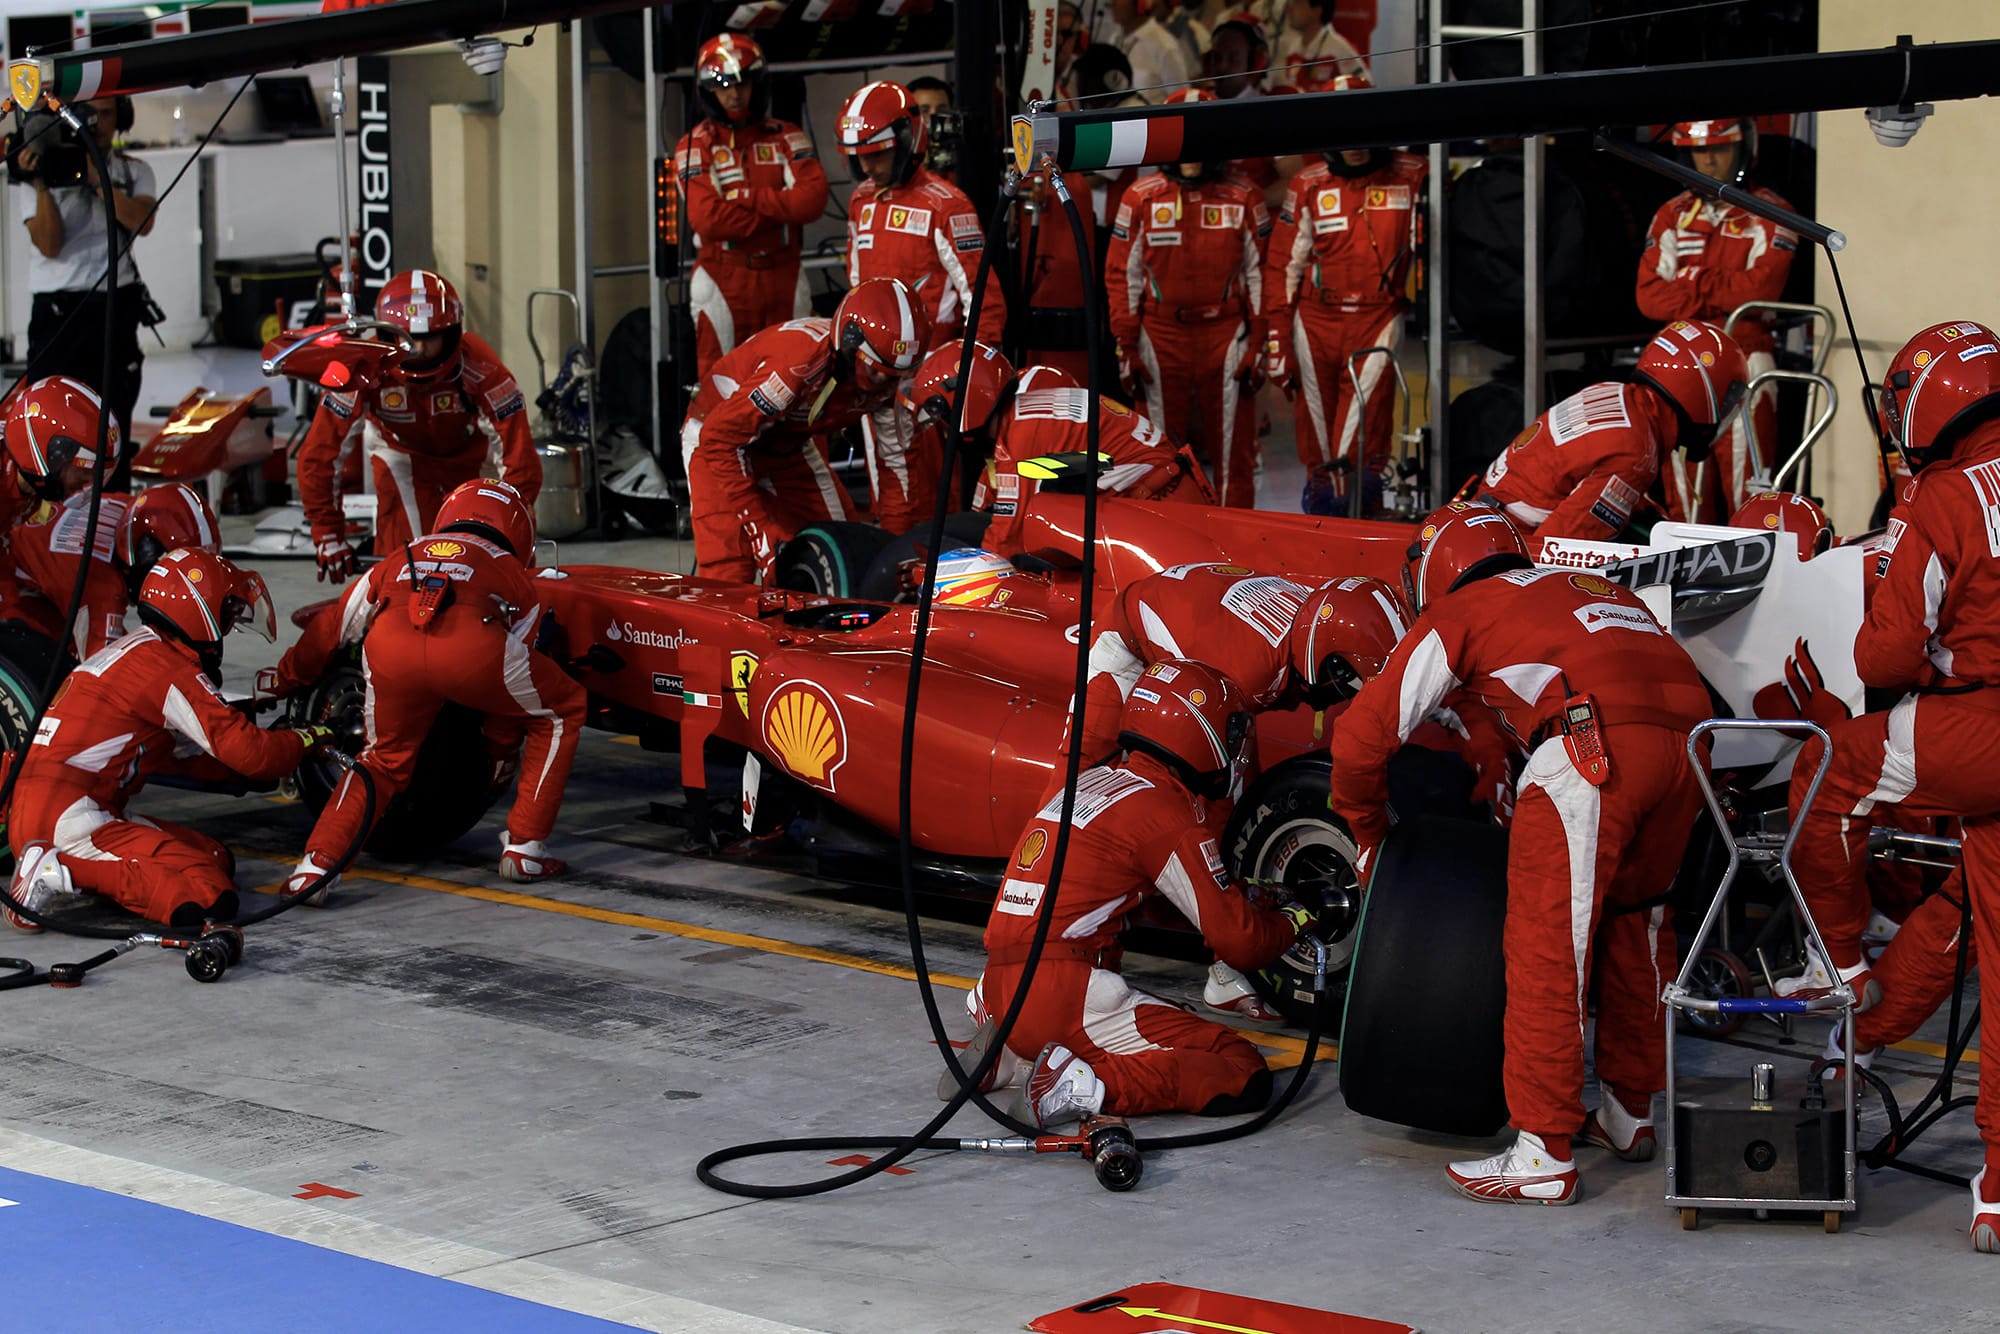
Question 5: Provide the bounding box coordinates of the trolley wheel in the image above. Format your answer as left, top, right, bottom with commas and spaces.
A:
1823, 1211, 1842, 1234
184, 941, 229, 984
203, 923, 245, 966
1681, 1208, 1700, 1231
1680, 948, 1753, 1038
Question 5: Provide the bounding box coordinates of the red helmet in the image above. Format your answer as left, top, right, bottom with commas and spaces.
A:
436, 478, 536, 557
5, 375, 114, 490
1670, 118, 1755, 185
375, 269, 465, 380
902, 340, 1017, 437
1404, 500, 1532, 612
1878, 321, 2000, 471
695, 33, 767, 124
1162, 87, 1228, 179
121, 482, 220, 576
1634, 320, 1750, 459
1728, 490, 1833, 562
836, 81, 927, 189
1118, 658, 1256, 802
1288, 575, 1410, 708
137, 548, 275, 668
1164, 87, 1214, 106
833, 278, 931, 394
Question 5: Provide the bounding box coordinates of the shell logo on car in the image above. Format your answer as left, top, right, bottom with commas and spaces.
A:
762, 681, 846, 790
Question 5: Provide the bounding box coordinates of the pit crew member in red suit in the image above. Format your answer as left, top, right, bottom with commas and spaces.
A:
1771, 320, 2000, 1251
297, 269, 540, 582
266, 481, 585, 897
1635, 120, 1797, 521
1476, 320, 1748, 542
1262, 72, 1426, 516
2, 375, 119, 642
1329, 502, 1710, 1204
1106, 88, 1270, 509
1015, 167, 1098, 387
5, 548, 318, 931
967, 659, 1324, 1127
675, 34, 830, 378
681, 278, 929, 582
838, 80, 1006, 534
901, 344, 1214, 557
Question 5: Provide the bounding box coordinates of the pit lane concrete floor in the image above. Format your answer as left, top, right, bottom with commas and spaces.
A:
0, 352, 1985, 1331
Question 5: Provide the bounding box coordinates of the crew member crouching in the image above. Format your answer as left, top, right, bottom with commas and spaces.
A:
6, 549, 322, 930
265, 480, 585, 898
961, 659, 1327, 1128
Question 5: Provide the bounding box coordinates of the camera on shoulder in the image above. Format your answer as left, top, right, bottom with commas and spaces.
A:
5, 108, 89, 189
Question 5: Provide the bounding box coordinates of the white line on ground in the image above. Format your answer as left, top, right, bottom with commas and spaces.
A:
0, 1127, 826, 1334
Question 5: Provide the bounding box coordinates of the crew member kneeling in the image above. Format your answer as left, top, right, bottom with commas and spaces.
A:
267, 480, 585, 897
7, 549, 319, 930
965, 659, 1325, 1128
1329, 502, 1710, 1204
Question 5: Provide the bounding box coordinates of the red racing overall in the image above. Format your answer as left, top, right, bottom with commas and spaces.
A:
979, 752, 1301, 1115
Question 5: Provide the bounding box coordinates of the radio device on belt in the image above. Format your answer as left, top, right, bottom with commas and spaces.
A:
1559, 683, 1610, 786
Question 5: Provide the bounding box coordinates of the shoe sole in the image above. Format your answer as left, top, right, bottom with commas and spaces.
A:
1200, 998, 1286, 1027
1579, 1116, 1657, 1163
1447, 1174, 1578, 1205
1975, 1218, 2000, 1254
939, 1020, 1000, 1102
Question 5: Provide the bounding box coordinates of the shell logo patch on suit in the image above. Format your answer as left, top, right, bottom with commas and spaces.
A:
730, 652, 759, 717
762, 681, 846, 789
1152, 203, 1177, 227
1017, 828, 1047, 869
1569, 573, 1620, 598
381, 388, 407, 411
423, 540, 465, 560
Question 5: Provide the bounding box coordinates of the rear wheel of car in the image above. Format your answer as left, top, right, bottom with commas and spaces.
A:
1225, 757, 1364, 1027
1338, 815, 1512, 1137
774, 522, 897, 598
290, 649, 504, 859
0, 622, 58, 757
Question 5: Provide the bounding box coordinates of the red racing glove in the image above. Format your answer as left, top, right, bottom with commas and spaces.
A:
739, 509, 793, 585
1262, 331, 1294, 394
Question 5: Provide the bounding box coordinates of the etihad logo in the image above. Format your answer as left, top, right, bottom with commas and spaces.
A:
604, 619, 695, 650
762, 681, 846, 789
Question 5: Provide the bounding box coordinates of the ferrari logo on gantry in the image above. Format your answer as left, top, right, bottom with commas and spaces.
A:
762, 681, 846, 790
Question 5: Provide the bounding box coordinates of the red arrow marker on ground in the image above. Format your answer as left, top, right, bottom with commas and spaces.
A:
827, 1155, 912, 1175
294, 1183, 361, 1200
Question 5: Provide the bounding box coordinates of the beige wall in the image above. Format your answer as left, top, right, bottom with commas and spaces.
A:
428, 28, 574, 383
1814, 3, 2000, 532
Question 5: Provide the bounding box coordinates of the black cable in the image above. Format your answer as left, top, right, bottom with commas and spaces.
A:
1859, 881, 1979, 1185
1822, 247, 1898, 475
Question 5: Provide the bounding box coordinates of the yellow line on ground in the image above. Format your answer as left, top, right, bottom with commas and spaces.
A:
1890, 1036, 1979, 1065
232, 848, 1335, 1064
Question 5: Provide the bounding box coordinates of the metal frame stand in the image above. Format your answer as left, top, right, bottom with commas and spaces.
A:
1665, 717, 1856, 1232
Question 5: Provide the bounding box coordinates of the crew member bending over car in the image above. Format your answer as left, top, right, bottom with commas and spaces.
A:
963, 659, 1330, 1128
297, 269, 541, 582
1772, 321, 2000, 1253
901, 343, 1213, 557
267, 481, 585, 897
1476, 320, 1749, 539
682, 278, 929, 582
6, 549, 321, 931
1329, 502, 1710, 1205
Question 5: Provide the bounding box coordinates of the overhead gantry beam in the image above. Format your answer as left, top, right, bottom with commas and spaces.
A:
16, 0, 656, 99
1015, 36, 2000, 173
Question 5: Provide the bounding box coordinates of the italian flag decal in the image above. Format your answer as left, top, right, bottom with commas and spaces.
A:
1069, 114, 1185, 171
55, 58, 123, 101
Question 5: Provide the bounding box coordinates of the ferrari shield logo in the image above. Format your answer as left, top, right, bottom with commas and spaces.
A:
890, 206, 909, 229
1011, 116, 1035, 176
730, 652, 758, 718
8, 60, 41, 110
762, 681, 847, 791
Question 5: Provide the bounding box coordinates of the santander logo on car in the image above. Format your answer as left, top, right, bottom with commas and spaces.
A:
605, 619, 696, 650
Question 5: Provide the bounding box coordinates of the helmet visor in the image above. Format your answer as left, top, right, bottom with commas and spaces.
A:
226, 569, 277, 643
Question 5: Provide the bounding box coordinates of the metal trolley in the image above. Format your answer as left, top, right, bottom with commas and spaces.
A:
1664, 718, 1857, 1233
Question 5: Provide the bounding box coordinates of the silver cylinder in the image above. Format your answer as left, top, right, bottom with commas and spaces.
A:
1752, 1062, 1775, 1103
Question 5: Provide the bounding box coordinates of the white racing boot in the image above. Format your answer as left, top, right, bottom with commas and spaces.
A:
1973, 1169, 2000, 1254
1578, 1083, 1657, 1162
1202, 960, 1284, 1024
1010, 1044, 1107, 1130
285, 853, 337, 908
937, 1013, 1029, 1101
500, 831, 567, 883
1818, 1021, 1879, 1089
1447, 1131, 1579, 1205
1773, 941, 1879, 1011
5, 844, 71, 932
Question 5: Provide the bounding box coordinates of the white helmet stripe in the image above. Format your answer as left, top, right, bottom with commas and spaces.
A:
179, 564, 221, 640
